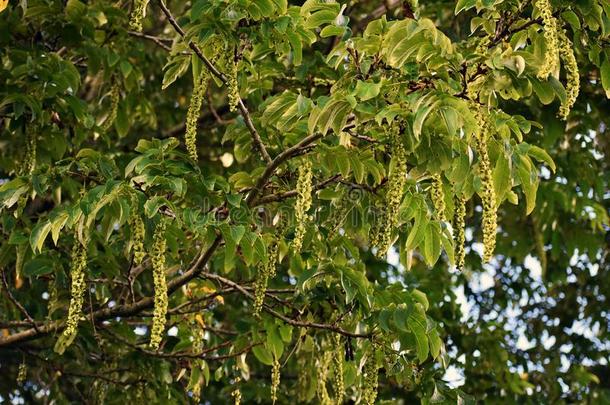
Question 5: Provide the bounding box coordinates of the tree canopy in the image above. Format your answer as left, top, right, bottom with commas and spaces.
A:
0, 0, 609, 403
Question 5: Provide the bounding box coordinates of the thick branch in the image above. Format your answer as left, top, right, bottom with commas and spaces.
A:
0, 236, 222, 347
0, 132, 326, 347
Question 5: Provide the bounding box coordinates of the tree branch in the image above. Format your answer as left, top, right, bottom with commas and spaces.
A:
255, 174, 341, 205
127, 31, 174, 52
200, 271, 371, 338
156, 0, 273, 164
1, 269, 39, 333
0, 130, 324, 347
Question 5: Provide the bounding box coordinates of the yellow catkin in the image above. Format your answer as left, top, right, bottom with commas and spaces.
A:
332, 334, 345, 403
473, 106, 497, 263
536, 0, 559, 79
93, 380, 107, 405
19, 127, 36, 176
375, 124, 407, 256
362, 345, 379, 405
17, 362, 26, 385
557, 30, 579, 120
102, 83, 120, 131
129, 199, 146, 265
185, 73, 208, 161
271, 358, 281, 403
149, 219, 168, 350
293, 159, 313, 254
253, 229, 281, 317
54, 241, 88, 354
129, 0, 150, 32
453, 195, 467, 270
316, 351, 333, 405
191, 325, 205, 402
431, 174, 446, 222
228, 56, 240, 112
231, 377, 242, 404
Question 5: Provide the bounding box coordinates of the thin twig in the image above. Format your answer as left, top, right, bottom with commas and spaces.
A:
1, 269, 39, 333
127, 31, 173, 52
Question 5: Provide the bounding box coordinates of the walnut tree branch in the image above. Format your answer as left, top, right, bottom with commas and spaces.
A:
156, 0, 272, 164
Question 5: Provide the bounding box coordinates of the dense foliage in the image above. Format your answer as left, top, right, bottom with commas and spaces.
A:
0, 0, 609, 402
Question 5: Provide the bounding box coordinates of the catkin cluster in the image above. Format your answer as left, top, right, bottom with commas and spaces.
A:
17, 362, 26, 385
431, 174, 446, 222
332, 334, 345, 403
362, 345, 379, 405
55, 241, 88, 354
557, 30, 579, 120
93, 380, 108, 405
316, 351, 333, 405
374, 124, 407, 256
231, 377, 242, 405
19, 128, 36, 176
253, 234, 280, 317
191, 325, 205, 402
536, 0, 559, 79
293, 159, 313, 254
473, 106, 497, 263
129, 200, 146, 265
271, 358, 281, 403
102, 83, 120, 131
185, 73, 208, 161
228, 56, 240, 112
129, 0, 150, 32
149, 220, 168, 350
453, 195, 466, 270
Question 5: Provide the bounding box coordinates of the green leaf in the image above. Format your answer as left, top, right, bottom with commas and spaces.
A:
0, 178, 29, 208
304, 9, 338, 29
266, 322, 285, 359
406, 208, 428, 250
527, 145, 556, 172
455, 0, 476, 14
30, 221, 52, 253
308, 96, 351, 135
493, 152, 511, 204
407, 304, 429, 363
320, 25, 345, 38
252, 345, 274, 366
23, 256, 54, 277
516, 154, 538, 215
162, 55, 191, 90
422, 222, 441, 266
411, 289, 429, 311
428, 328, 442, 360
393, 304, 411, 332
353, 81, 381, 101
144, 196, 170, 218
